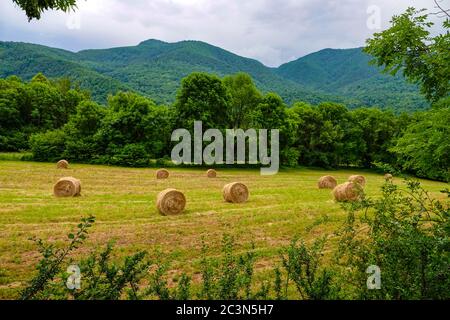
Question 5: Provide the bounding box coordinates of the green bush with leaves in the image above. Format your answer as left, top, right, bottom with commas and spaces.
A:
19, 216, 95, 300
275, 238, 340, 300
391, 107, 450, 182
336, 181, 449, 299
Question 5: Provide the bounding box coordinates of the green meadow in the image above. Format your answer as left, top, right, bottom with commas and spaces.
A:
0, 160, 447, 299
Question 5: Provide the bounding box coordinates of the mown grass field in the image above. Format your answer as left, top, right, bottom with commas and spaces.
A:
0, 160, 447, 299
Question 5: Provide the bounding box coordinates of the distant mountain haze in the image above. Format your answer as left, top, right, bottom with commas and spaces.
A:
0, 39, 428, 111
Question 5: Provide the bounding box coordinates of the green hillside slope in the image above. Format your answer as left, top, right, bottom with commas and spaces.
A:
277, 48, 428, 111
0, 40, 428, 110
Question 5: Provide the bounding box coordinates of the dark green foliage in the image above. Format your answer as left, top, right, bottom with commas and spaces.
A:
19, 218, 268, 300
108, 144, 150, 168
74, 244, 150, 300
197, 235, 265, 300
1, 70, 446, 181
365, 8, 450, 103
0, 73, 88, 151
278, 238, 340, 300
174, 73, 230, 130
391, 107, 450, 182
29, 129, 66, 162
28, 90, 172, 166
62, 101, 106, 162
336, 180, 450, 299
252, 93, 287, 129
345, 108, 402, 167
95, 92, 172, 163
287, 102, 345, 168
19, 216, 95, 300
13, 0, 78, 21
223, 72, 262, 128
285, 102, 406, 169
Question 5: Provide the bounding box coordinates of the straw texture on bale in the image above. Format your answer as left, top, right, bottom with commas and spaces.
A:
53, 177, 81, 197
348, 175, 366, 187
223, 182, 249, 204
384, 173, 393, 181
206, 169, 217, 178
156, 188, 186, 215
318, 175, 337, 189
56, 160, 69, 169
333, 182, 362, 202
156, 169, 170, 179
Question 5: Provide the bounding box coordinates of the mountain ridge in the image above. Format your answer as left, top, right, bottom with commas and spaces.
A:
0, 39, 428, 111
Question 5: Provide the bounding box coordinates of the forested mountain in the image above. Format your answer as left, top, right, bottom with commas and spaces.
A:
0, 40, 428, 111
0, 42, 133, 100
75, 39, 342, 105
277, 48, 428, 110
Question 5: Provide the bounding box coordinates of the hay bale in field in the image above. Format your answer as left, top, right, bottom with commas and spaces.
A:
333, 182, 362, 202
348, 175, 366, 187
318, 175, 337, 189
156, 188, 186, 215
54, 177, 81, 197
56, 160, 69, 169
384, 173, 393, 181
156, 169, 169, 179
223, 182, 249, 204
206, 169, 217, 178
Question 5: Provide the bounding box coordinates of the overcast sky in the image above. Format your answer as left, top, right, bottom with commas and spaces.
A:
0, 0, 445, 67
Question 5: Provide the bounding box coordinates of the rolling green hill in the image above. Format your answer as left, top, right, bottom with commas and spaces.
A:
75, 39, 342, 105
0, 40, 428, 111
0, 42, 134, 100
277, 48, 428, 110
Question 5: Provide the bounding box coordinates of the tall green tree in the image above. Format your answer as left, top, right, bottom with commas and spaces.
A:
288, 102, 348, 168
174, 72, 230, 130
63, 101, 106, 162
344, 108, 400, 168
365, 7, 450, 102
252, 93, 286, 129
223, 72, 262, 129
96, 92, 172, 165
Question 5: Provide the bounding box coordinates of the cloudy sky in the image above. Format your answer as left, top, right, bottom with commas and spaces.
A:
0, 0, 445, 66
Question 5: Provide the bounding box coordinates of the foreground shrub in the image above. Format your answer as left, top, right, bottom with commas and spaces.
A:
336, 180, 450, 299
275, 238, 340, 300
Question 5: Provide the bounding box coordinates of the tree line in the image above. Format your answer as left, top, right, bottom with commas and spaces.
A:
0, 71, 448, 182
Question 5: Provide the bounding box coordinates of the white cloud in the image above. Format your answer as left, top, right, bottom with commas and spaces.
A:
0, 0, 445, 66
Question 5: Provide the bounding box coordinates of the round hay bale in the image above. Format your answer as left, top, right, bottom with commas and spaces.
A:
56, 160, 69, 169
318, 175, 337, 189
332, 182, 362, 202
156, 169, 169, 180
384, 173, 393, 181
156, 188, 186, 215
54, 177, 81, 197
206, 169, 217, 178
348, 175, 366, 187
223, 182, 249, 204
